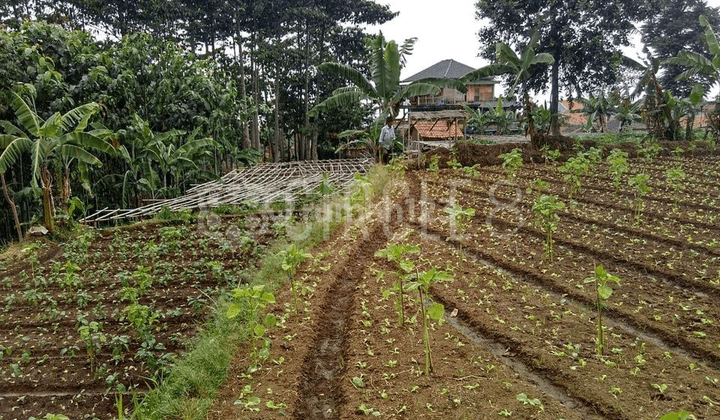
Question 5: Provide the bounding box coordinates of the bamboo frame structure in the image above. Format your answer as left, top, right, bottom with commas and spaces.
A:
83, 158, 373, 223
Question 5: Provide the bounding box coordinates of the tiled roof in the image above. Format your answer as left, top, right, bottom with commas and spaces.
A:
412, 121, 462, 139
403, 59, 478, 82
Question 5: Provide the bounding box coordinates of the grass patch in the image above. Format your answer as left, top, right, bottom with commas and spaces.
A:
570, 131, 648, 145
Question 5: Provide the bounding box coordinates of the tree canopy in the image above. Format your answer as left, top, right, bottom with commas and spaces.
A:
475, 0, 649, 133
641, 0, 720, 97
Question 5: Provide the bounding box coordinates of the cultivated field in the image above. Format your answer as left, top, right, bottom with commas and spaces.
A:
210, 153, 720, 419
2, 151, 720, 420
0, 212, 278, 419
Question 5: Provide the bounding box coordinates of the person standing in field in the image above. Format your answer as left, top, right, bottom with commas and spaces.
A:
378, 116, 395, 163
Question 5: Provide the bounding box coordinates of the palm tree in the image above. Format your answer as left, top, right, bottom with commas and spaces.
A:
461, 32, 554, 140
0, 91, 114, 232
309, 32, 466, 161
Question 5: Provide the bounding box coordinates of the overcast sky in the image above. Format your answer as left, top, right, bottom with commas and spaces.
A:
367, 0, 720, 87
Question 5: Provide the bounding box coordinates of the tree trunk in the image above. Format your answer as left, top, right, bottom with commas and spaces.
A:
1, 173, 23, 242
236, 29, 251, 149
61, 166, 71, 212
550, 59, 561, 136
40, 166, 55, 233
274, 75, 282, 161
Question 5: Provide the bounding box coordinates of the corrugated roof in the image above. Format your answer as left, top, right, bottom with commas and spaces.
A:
403, 59, 477, 82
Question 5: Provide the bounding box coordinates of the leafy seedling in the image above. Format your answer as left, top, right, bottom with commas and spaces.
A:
375, 244, 420, 326
628, 173, 651, 224
281, 244, 312, 316
445, 204, 476, 243
227, 284, 276, 371
532, 194, 565, 261
606, 149, 628, 194
584, 265, 621, 355
517, 393, 544, 412
665, 167, 686, 211
499, 148, 523, 178
405, 268, 453, 375
560, 153, 590, 197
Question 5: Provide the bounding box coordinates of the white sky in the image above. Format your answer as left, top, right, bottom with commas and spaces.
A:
368, 0, 720, 94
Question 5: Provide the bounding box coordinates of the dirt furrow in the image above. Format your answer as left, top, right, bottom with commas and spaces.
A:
293, 222, 389, 419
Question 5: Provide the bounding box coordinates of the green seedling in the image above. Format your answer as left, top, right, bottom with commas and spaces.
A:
281, 244, 312, 316
445, 204, 476, 242
584, 265, 621, 356
639, 141, 662, 162
375, 244, 420, 326
428, 154, 440, 174
628, 173, 651, 224
540, 144, 561, 165
227, 284, 276, 372
532, 195, 565, 261
585, 146, 604, 168
448, 148, 462, 170
665, 167, 686, 210
77, 320, 106, 373
652, 383, 668, 394
358, 403, 380, 416
606, 149, 628, 193
499, 148, 523, 178
516, 393, 544, 412
405, 268, 453, 375
559, 153, 590, 197
266, 400, 287, 410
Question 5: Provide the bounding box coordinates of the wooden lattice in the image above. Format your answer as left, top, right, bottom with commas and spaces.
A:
83, 158, 373, 222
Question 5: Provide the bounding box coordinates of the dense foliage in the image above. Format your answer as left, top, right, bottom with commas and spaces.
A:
0, 2, 395, 243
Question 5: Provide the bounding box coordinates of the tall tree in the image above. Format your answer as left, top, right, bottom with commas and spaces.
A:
642, 0, 720, 97
475, 0, 649, 134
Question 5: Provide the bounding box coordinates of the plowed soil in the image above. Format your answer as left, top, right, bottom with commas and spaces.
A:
209, 157, 720, 420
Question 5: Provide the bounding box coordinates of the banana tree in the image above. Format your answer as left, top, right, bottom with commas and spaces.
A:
0, 90, 114, 232
664, 15, 719, 139
578, 92, 612, 133
309, 32, 466, 161
117, 114, 217, 204
665, 15, 720, 92
460, 32, 554, 140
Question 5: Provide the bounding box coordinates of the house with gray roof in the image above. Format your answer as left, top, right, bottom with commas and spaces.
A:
402, 59, 501, 110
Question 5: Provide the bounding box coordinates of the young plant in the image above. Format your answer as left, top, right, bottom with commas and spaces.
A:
77, 319, 107, 373
405, 268, 453, 375
227, 284, 277, 372
559, 153, 590, 197
428, 154, 440, 175
606, 149, 629, 193
516, 393, 544, 412
540, 144, 561, 165
499, 148, 523, 178
448, 148, 462, 171
445, 204, 476, 241
375, 244, 420, 325
583, 265, 621, 356
281, 244, 312, 316
532, 195, 565, 261
628, 173, 652, 224
665, 167, 686, 210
